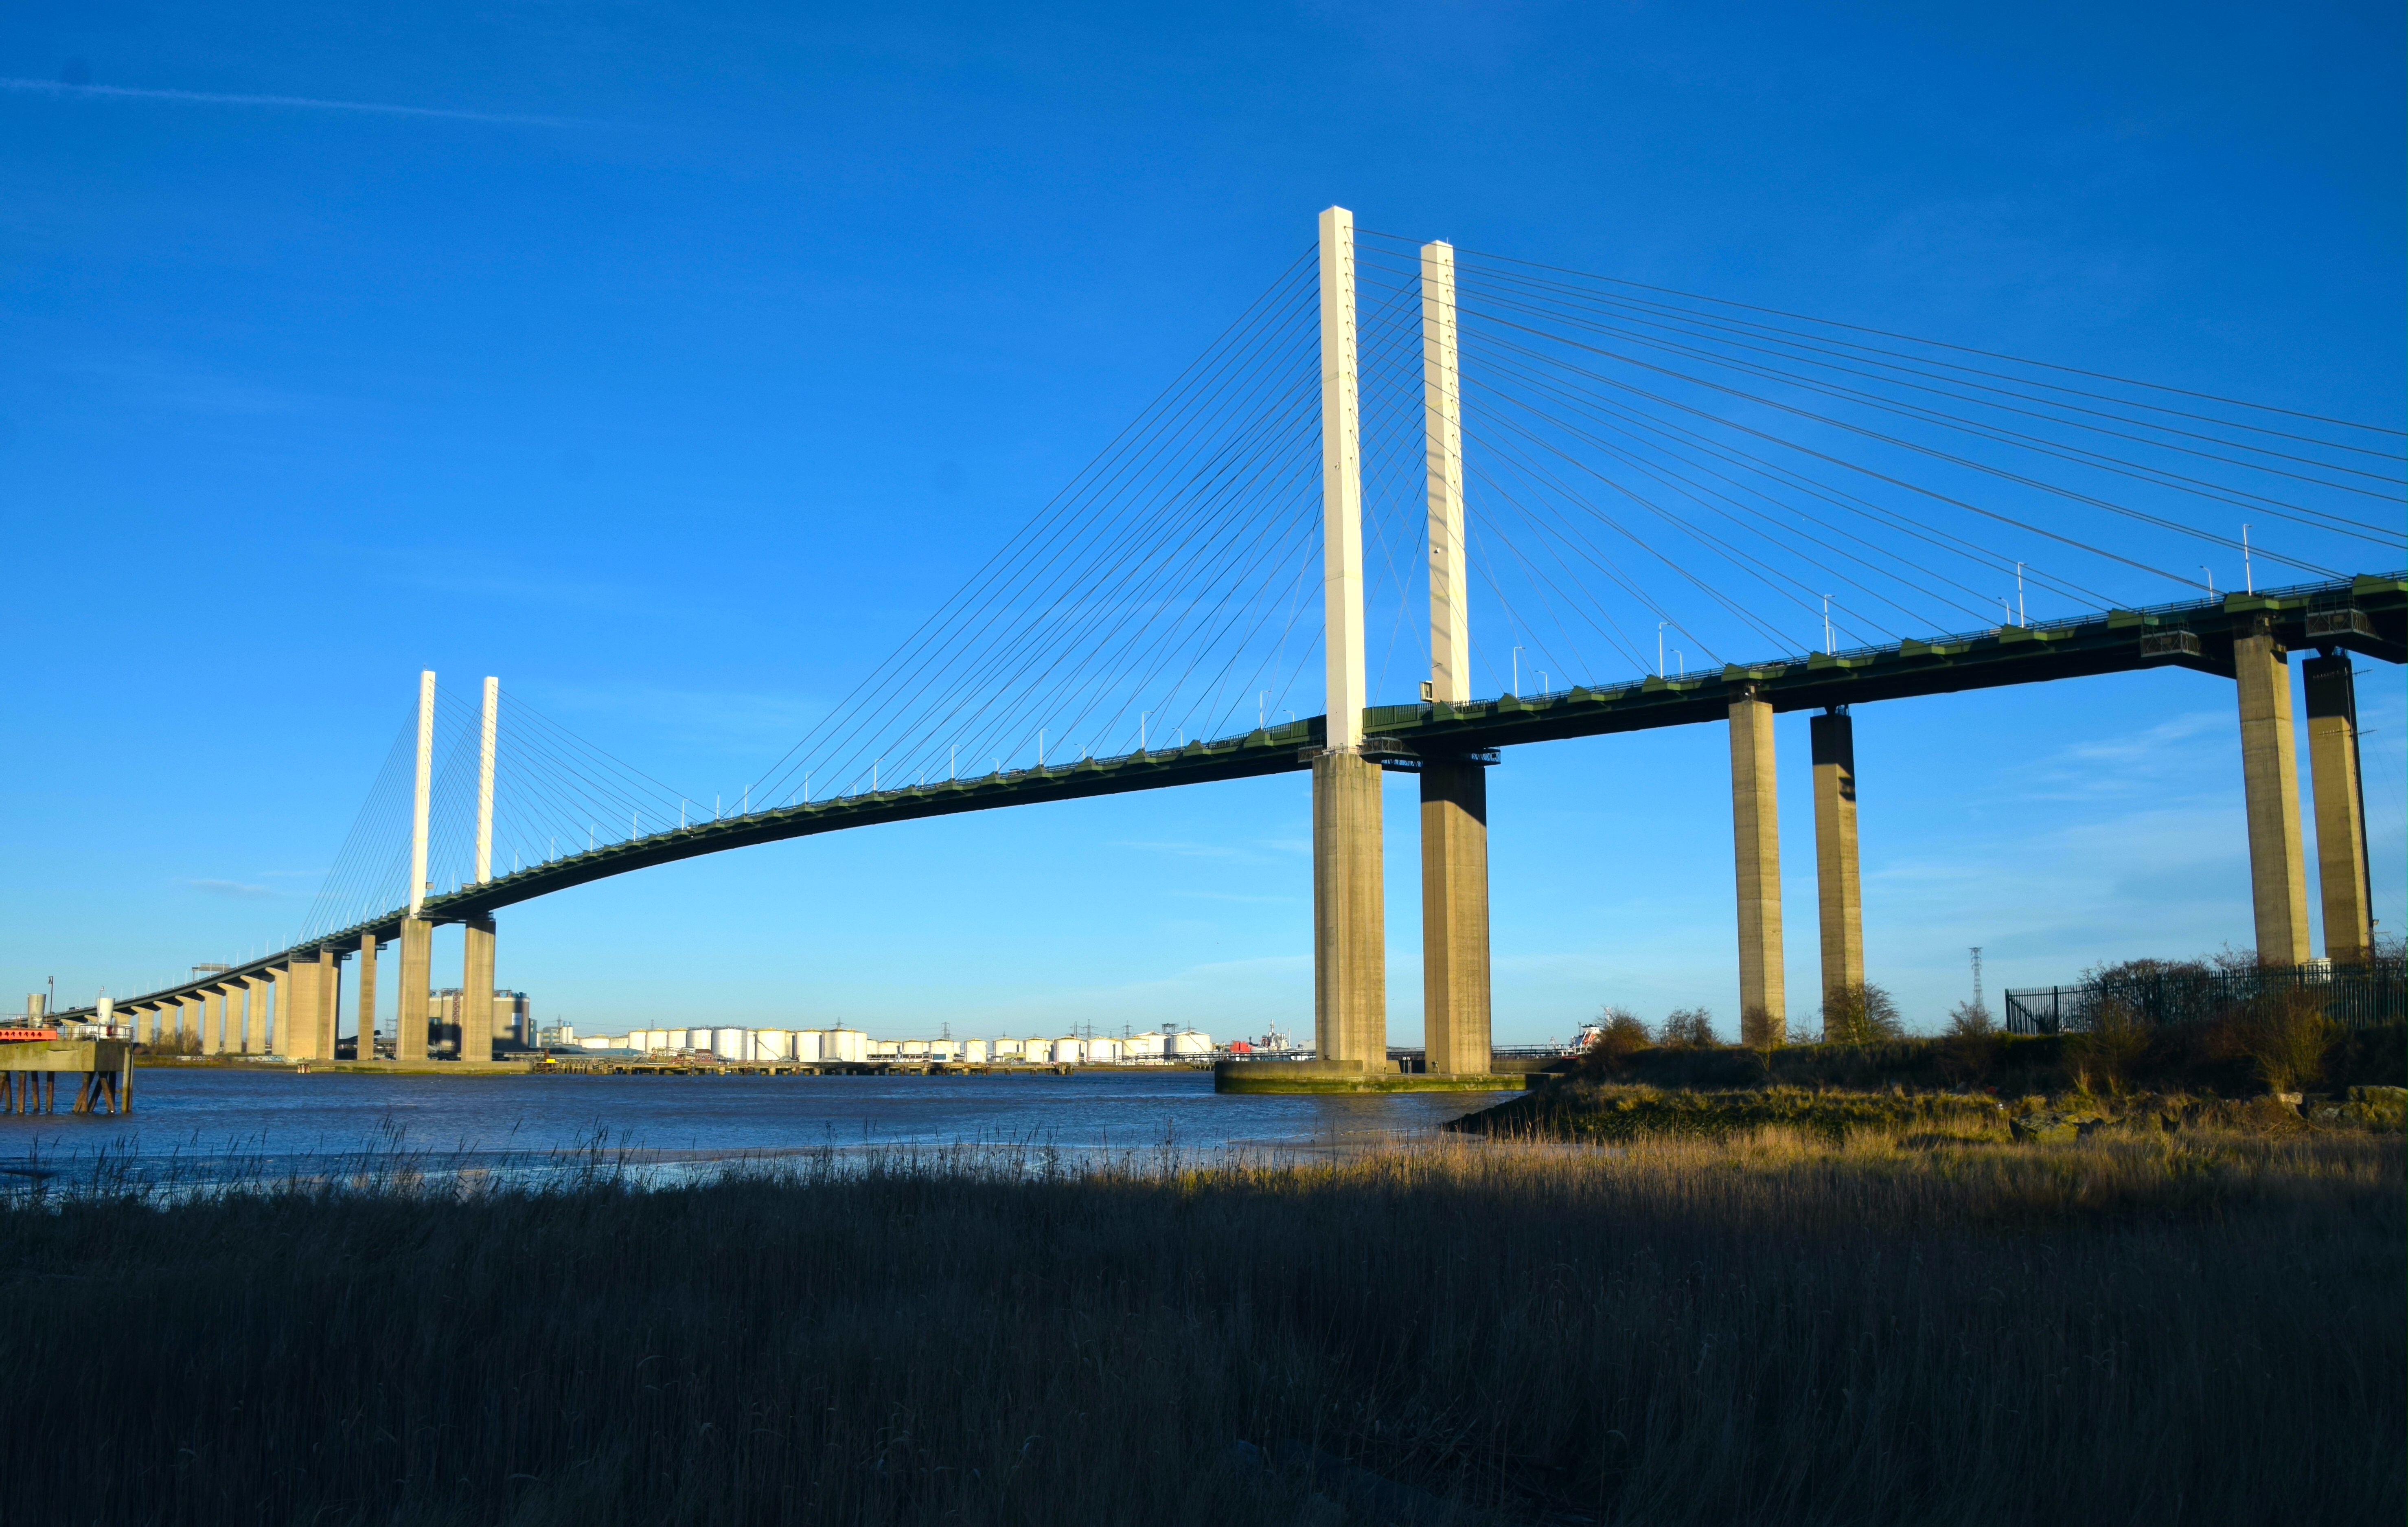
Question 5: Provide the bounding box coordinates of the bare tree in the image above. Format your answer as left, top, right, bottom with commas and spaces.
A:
1820, 983, 1903, 1045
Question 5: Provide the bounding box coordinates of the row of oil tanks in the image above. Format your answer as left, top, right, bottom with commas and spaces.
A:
617, 1028, 874, 1062
598, 1028, 1213, 1064
859, 1033, 1212, 1064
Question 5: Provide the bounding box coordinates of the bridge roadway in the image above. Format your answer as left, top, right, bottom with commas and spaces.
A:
62, 571, 2406, 1020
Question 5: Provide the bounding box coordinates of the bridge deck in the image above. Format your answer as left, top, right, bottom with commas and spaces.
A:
71, 573, 2404, 1016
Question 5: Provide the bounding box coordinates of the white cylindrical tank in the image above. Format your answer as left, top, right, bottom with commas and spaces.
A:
1172, 1031, 1213, 1057
792, 1029, 825, 1062
1088, 1037, 1123, 1064
927, 1039, 959, 1062
901, 1039, 930, 1057
754, 1029, 792, 1061
712, 1027, 749, 1060
824, 1028, 869, 1063
684, 1028, 713, 1052
870, 1039, 899, 1058
646, 1029, 672, 1053
961, 1038, 988, 1064
1127, 1031, 1166, 1059
1050, 1037, 1084, 1064
990, 1038, 1019, 1060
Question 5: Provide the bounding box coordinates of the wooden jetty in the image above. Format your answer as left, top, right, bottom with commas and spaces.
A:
0, 1039, 134, 1115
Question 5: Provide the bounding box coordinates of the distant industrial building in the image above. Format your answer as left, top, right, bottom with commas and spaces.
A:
426, 989, 533, 1054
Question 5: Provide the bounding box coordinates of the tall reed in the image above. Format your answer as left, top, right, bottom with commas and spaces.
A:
0, 1131, 2396, 1525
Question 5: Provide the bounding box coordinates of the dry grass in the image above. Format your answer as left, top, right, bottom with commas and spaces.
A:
0, 1130, 2397, 1525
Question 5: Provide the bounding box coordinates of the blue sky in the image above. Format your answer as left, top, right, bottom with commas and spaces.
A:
3, 2, 2401, 1043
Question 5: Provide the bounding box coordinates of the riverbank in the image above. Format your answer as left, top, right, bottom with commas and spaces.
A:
0, 1128, 2395, 1524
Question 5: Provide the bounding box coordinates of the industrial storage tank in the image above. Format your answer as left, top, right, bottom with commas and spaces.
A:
753, 1029, 793, 1061
642, 1030, 671, 1052
712, 1027, 749, 1061
792, 1029, 824, 1062
960, 1038, 988, 1063
1088, 1037, 1124, 1064
1050, 1037, 1083, 1064
901, 1039, 930, 1057
927, 1040, 959, 1062
1171, 1031, 1214, 1057
685, 1028, 714, 1052
824, 1028, 868, 1062
1127, 1031, 1167, 1060
870, 1039, 900, 1058
990, 1038, 1021, 1060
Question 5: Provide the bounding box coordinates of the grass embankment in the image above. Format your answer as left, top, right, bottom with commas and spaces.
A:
1453, 1080, 2405, 1143
1452, 1022, 2407, 1145
1, 1132, 2399, 1525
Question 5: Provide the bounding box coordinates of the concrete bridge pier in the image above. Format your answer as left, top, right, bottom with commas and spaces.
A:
2303, 653, 2373, 961
315, 946, 342, 1060
243, 973, 270, 1054
460, 917, 496, 1062
1313, 750, 1387, 1068
356, 933, 380, 1056
1419, 757, 1491, 1074
1810, 709, 1864, 1004
397, 917, 432, 1060
2233, 627, 2312, 965
278, 956, 322, 1060
1729, 687, 1786, 1045
203, 985, 229, 1055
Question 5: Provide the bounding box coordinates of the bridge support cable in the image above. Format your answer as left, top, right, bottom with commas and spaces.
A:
1351, 229, 2402, 699
1454, 270, 2405, 535
738, 252, 1353, 814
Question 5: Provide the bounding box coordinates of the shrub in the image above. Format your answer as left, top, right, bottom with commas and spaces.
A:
1937, 1002, 1998, 1086
2070, 999, 2152, 1097
1821, 983, 1904, 1045
1659, 1007, 1718, 1048
1572, 1007, 1652, 1077
2218, 988, 2337, 1095
1946, 1000, 1995, 1038
1740, 1004, 1781, 1050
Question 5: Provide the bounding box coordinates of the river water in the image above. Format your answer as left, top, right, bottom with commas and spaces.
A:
0, 1067, 1518, 1189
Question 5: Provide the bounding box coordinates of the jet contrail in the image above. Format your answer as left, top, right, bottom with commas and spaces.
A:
1, 77, 592, 128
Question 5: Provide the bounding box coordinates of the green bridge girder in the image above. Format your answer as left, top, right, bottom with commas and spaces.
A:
65, 573, 2406, 1017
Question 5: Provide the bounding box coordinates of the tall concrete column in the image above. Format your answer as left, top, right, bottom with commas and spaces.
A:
1420, 759, 1491, 1074
278, 960, 321, 1060
243, 974, 270, 1054
1415, 239, 1490, 1075
1314, 750, 1386, 1066
1307, 204, 1385, 1068
203, 985, 229, 1055
1729, 687, 1786, 1044
316, 947, 342, 1060
460, 917, 496, 1063
2303, 654, 2373, 962
2233, 629, 2311, 965
355, 934, 380, 1052
397, 917, 432, 1061
1809, 709, 1864, 1001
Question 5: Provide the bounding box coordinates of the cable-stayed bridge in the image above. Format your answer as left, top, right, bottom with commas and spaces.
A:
61, 209, 2406, 1071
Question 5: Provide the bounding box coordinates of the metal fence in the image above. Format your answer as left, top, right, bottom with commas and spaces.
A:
2004, 963, 2404, 1036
